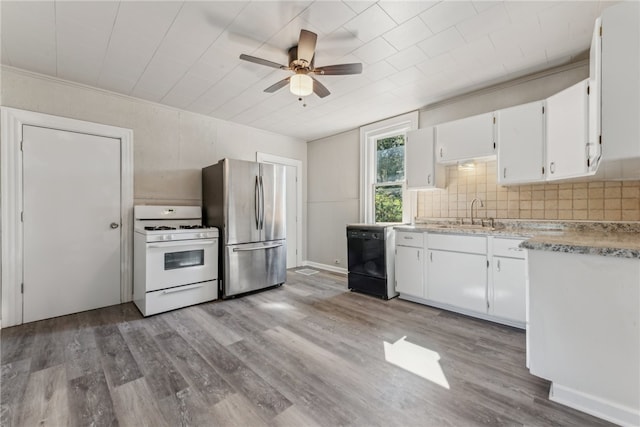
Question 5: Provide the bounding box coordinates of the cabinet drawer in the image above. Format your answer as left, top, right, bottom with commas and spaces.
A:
492, 238, 526, 259
143, 280, 218, 316
396, 231, 424, 247
427, 234, 486, 254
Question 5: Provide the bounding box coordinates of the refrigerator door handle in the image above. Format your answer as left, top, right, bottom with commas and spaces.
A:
259, 175, 265, 230
233, 243, 283, 252
254, 176, 260, 230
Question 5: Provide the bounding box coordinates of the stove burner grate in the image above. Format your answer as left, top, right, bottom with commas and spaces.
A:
144, 226, 176, 231
179, 225, 206, 229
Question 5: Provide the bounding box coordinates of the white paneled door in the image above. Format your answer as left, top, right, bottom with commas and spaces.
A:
284, 164, 297, 268
22, 125, 121, 323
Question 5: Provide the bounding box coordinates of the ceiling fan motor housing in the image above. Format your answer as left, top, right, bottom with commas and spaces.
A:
288, 46, 314, 71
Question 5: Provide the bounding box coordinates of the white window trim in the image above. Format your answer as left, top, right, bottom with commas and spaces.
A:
359, 111, 419, 224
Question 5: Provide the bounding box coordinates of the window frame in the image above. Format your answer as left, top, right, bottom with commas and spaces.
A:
360, 111, 419, 224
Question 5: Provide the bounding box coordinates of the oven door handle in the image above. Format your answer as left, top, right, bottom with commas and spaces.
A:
148, 240, 216, 248
161, 283, 204, 294
232, 243, 283, 252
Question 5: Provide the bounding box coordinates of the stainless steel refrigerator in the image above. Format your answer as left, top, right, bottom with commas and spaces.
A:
202, 158, 286, 298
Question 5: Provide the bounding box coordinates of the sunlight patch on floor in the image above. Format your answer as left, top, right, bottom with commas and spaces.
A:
383, 336, 450, 389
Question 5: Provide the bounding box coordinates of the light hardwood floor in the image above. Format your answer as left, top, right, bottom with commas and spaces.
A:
1, 269, 611, 426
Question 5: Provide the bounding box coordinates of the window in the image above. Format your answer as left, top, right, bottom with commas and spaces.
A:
375, 134, 405, 222
360, 111, 418, 224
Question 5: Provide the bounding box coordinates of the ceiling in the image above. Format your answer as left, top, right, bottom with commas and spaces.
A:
1, 1, 611, 141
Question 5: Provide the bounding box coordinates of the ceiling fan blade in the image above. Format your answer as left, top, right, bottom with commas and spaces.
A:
297, 30, 317, 64
310, 76, 330, 98
264, 77, 290, 93
240, 54, 288, 70
313, 63, 363, 75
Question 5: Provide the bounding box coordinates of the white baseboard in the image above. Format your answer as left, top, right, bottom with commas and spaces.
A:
302, 260, 348, 276
550, 382, 639, 426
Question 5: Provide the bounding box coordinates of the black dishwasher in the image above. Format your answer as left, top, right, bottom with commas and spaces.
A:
346, 224, 397, 299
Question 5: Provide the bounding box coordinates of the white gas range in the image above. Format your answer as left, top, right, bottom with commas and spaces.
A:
133, 205, 219, 316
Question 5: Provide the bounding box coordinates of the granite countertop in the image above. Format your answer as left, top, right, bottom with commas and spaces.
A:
395, 220, 640, 259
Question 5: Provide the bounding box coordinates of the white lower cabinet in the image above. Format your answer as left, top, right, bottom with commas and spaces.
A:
395, 245, 424, 298
491, 256, 526, 323
395, 230, 526, 329
427, 249, 487, 313
394, 231, 425, 298
489, 237, 527, 325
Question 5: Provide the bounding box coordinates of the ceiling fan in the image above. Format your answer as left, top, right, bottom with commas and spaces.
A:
239, 29, 363, 99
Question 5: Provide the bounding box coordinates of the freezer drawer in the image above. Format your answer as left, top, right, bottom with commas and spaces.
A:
224, 240, 286, 298
136, 280, 218, 317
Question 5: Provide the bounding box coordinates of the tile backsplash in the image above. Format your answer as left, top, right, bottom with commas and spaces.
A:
416, 160, 640, 221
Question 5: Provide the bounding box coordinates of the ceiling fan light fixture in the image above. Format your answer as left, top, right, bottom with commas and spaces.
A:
289, 74, 313, 96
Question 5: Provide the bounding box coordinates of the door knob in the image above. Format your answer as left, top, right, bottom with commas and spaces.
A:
110, 222, 119, 229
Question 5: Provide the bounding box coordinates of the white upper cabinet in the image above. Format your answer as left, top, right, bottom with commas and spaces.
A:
406, 127, 445, 190
600, 2, 640, 173
435, 112, 495, 164
496, 101, 546, 185
545, 79, 590, 181
588, 17, 602, 173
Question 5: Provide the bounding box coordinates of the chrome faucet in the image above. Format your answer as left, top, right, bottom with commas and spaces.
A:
470, 198, 484, 225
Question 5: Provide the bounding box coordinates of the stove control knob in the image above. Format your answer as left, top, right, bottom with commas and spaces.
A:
163, 235, 170, 241
199, 233, 205, 238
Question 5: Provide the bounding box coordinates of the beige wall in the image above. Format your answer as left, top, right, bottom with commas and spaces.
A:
1, 66, 308, 257
307, 128, 359, 270
417, 161, 640, 221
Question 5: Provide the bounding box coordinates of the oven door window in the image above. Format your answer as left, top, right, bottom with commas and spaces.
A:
164, 249, 204, 270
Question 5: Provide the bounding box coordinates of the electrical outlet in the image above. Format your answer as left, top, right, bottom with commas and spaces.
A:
334, 259, 340, 265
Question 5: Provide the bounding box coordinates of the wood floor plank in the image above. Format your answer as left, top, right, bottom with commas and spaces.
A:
157, 387, 209, 427
110, 377, 168, 427
208, 393, 269, 427
119, 325, 188, 400
153, 330, 234, 405
1, 359, 31, 427
94, 324, 142, 388
67, 370, 118, 427
16, 364, 69, 427
65, 310, 101, 381
28, 316, 69, 373
165, 309, 293, 421
0, 321, 36, 365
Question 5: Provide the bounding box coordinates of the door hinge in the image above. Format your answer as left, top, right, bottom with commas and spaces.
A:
599, 25, 602, 36
20, 140, 24, 151
542, 166, 545, 175
493, 116, 496, 124
542, 106, 545, 114
599, 135, 602, 145
21, 211, 23, 222
493, 142, 496, 150
486, 260, 489, 268
486, 300, 490, 309
21, 283, 24, 294
587, 85, 590, 95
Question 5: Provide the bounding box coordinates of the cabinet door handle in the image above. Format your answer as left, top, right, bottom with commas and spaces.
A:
550, 162, 556, 174
430, 252, 433, 262
427, 174, 431, 184
439, 147, 443, 158
496, 259, 501, 272
417, 250, 420, 260
503, 168, 507, 179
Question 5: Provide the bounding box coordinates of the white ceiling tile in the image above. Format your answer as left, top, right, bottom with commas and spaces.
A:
363, 60, 397, 81
378, 1, 439, 24
97, 73, 139, 94
353, 37, 397, 64
449, 36, 495, 67
113, 1, 183, 41
227, 1, 311, 42
162, 72, 215, 109
504, 1, 560, 24
301, 1, 356, 34
419, 1, 477, 34
456, 3, 511, 42
132, 55, 192, 101
343, 1, 376, 14
488, 17, 541, 52
343, 4, 397, 43
387, 45, 428, 71
382, 16, 433, 51
418, 27, 466, 58
55, 1, 119, 32
415, 53, 457, 77
472, 1, 502, 14
389, 66, 424, 86
315, 28, 364, 60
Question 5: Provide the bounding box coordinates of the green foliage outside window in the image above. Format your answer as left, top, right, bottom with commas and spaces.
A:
375, 134, 405, 223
